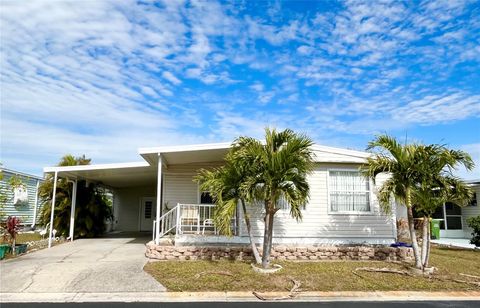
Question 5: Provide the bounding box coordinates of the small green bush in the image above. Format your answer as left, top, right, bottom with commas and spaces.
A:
466, 216, 480, 247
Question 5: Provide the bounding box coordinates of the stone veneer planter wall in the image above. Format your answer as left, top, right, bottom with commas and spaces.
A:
145, 241, 414, 262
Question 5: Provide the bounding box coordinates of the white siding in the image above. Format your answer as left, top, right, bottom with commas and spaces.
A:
113, 164, 218, 231
239, 163, 396, 245
159, 162, 396, 244
313, 150, 365, 163
463, 184, 480, 237
163, 173, 198, 208
0, 170, 42, 225
162, 163, 222, 208
114, 185, 156, 231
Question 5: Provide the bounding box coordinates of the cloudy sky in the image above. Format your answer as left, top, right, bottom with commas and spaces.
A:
1, 0, 479, 178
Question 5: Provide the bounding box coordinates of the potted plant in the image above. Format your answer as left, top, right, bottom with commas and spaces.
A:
0, 227, 10, 259
6, 216, 27, 255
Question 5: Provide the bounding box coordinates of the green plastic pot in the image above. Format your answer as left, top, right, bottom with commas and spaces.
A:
0, 244, 11, 260
14, 244, 28, 255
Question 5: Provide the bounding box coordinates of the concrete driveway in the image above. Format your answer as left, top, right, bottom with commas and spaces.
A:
0, 233, 165, 293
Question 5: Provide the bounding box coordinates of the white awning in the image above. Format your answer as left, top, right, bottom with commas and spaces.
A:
139, 143, 231, 165
43, 162, 156, 188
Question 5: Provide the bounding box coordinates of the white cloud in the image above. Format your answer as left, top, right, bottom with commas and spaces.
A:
393, 93, 480, 125
455, 143, 480, 180
297, 45, 313, 55
0, 0, 478, 176
249, 82, 264, 92
162, 71, 182, 85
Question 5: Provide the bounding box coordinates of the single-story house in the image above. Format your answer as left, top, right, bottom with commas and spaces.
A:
0, 167, 43, 226
395, 179, 480, 239
43, 143, 399, 246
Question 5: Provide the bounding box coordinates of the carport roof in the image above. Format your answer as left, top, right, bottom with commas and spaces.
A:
139, 142, 231, 165
43, 162, 156, 188
43, 142, 371, 187
42, 143, 232, 187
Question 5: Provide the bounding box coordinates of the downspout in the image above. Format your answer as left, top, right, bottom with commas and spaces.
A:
31, 179, 40, 228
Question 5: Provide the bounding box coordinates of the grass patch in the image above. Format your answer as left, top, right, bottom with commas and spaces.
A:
144, 247, 480, 292
0, 232, 42, 244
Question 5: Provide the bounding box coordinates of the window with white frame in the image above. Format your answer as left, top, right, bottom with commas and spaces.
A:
329, 170, 370, 213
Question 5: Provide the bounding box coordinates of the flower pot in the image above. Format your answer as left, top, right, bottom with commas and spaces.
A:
14, 244, 28, 255
0, 244, 11, 260
104, 221, 112, 233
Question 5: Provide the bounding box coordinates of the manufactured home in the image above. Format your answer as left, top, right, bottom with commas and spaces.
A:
43, 143, 398, 246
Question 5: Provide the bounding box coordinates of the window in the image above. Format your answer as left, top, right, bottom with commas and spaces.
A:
445, 202, 462, 230
432, 206, 446, 229
329, 170, 370, 213
200, 192, 214, 204
144, 201, 152, 219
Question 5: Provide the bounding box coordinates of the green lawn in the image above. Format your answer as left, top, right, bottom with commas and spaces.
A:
0, 232, 42, 244
144, 247, 480, 292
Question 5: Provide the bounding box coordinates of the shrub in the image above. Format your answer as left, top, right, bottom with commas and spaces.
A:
40, 181, 112, 238
466, 215, 480, 247
6, 216, 21, 254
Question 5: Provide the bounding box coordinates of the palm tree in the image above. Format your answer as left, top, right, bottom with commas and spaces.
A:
196, 151, 262, 264
233, 128, 314, 268
362, 136, 475, 270
39, 154, 112, 238
412, 145, 474, 268
361, 135, 427, 269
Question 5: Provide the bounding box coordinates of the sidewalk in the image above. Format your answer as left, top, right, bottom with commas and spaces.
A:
2, 291, 480, 303
432, 238, 477, 250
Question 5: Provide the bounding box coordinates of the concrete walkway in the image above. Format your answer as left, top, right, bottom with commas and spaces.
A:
432, 238, 477, 249
0, 233, 165, 293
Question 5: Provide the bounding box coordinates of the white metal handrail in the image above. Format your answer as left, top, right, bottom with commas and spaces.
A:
153, 205, 179, 241
152, 220, 156, 241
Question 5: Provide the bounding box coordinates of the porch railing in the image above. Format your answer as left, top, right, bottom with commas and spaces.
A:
154, 203, 238, 240
176, 203, 213, 235
154, 205, 179, 240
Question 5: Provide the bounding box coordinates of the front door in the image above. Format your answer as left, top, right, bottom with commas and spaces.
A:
140, 197, 156, 232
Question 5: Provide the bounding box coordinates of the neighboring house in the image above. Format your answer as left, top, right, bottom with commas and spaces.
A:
43, 143, 398, 245
395, 179, 480, 239
0, 167, 43, 227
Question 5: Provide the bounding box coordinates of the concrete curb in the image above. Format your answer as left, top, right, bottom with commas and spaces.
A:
1, 291, 480, 303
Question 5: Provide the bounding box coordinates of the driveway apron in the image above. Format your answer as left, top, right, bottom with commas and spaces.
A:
0, 233, 165, 293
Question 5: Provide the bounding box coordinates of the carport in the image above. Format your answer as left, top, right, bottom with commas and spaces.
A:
43, 143, 231, 248
43, 162, 157, 247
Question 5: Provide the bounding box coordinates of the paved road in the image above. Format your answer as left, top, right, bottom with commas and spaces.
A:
0, 233, 165, 293
2, 301, 479, 308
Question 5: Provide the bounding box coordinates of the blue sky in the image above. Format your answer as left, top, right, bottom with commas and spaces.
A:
1, 0, 479, 179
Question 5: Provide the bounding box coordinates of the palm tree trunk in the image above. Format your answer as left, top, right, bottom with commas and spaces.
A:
261, 202, 275, 269
422, 216, 431, 269
241, 199, 261, 264
406, 189, 422, 269
421, 216, 428, 269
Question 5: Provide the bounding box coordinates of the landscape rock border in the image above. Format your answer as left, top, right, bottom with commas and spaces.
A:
145, 241, 414, 262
